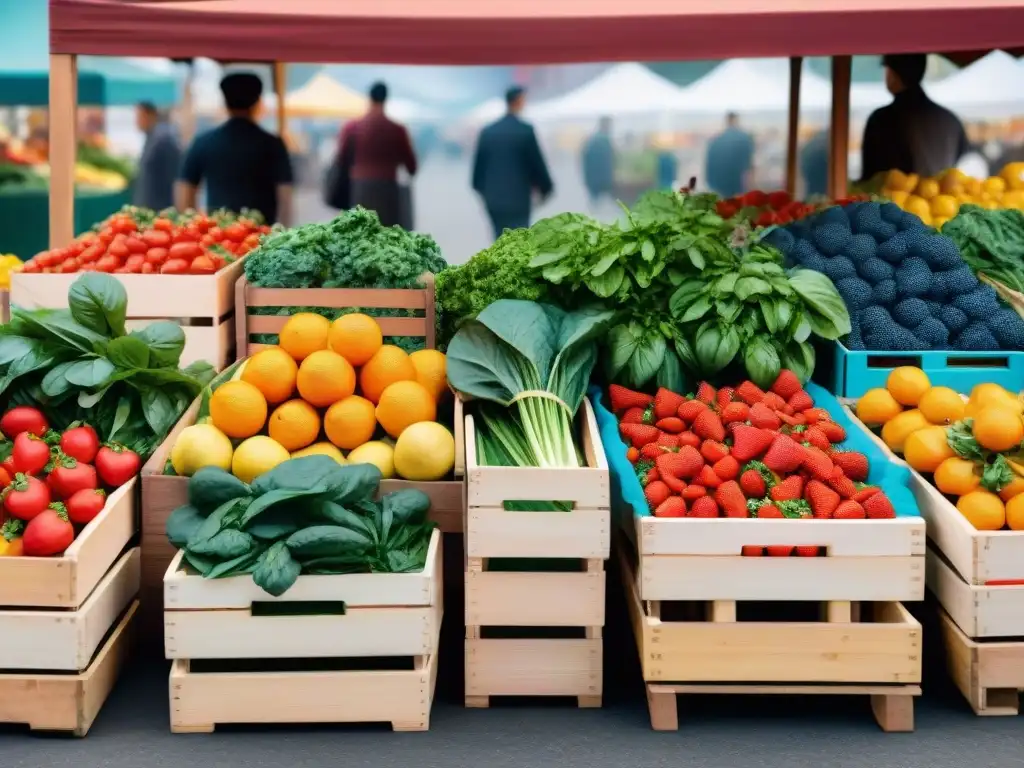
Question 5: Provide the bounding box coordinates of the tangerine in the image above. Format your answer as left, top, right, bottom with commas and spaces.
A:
956, 490, 1006, 531
296, 350, 356, 407
903, 425, 955, 473
267, 399, 321, 451
328, 313, 383, 367
881, 409, 930, 453
933, 457, 981, 496
972, 405, 1024, 453
278, 313, 330, 362
886, 367, 931, 406
359, 345, 416, 404
856, 388, 903, 426
918, 386, 966, 425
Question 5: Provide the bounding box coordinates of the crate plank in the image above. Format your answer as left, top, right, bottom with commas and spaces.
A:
928, 546, 1024, 638
467, 507, 610, 559
465, 638, 601, 697
940, 608, 1024, 715
465, 569, 605, 627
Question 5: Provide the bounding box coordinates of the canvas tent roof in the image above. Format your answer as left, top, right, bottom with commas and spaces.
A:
284, 72, 367, 118
674, 59, 833, 113
928, 49, 1024, 116
528, 63, 684, 120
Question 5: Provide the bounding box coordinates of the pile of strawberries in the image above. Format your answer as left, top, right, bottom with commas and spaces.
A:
610, 369, 898, 556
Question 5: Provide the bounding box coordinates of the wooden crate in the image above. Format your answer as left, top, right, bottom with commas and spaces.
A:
164, 530, 442, 732
620, 547, 921, 732
940, 608, 1024, 716
10, 259, 245, 370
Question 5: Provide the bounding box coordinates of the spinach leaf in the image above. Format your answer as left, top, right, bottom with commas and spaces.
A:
183, 549, 217, 576
68, 272, 127, 337
189, 529, 256, 559
239, 487, 328, 527
314, 500, 377, 536
0, 336, 41, 365
250, 456, 381, 503
41, 360, 81, 397
245, 504, 305, 540
129, 322, 186, 368
65, 357, 115, 388
142, 387, 181, 437
381, 489, 430, 526
187, 497, 247, 549
252, 541, 302, 597
188, 467, 252, 514
15, 308, 107, 354
166, 504, 205, 548
205, 547, 266, 579
285, 525, 373, 559
107, 336, 151, 369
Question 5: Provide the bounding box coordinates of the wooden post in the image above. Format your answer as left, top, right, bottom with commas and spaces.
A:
49, 54, 77, 249
828, 56, 852, 201
180, 62, 196, 145
785, 57, 803, 197
273, 62, 287, 138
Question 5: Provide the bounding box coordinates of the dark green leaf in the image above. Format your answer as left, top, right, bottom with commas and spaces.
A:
655, 348, 686, 392
716, 273, 738, 294
668, 281, 709, 319
381, 489, 431, 526
674, 337, 699, 371
759, 298, 779, 334
743, 337, 782, 389
584, 264, 624, 298
183, 549, 217, 576
626, 334, 666, 390
244, 504, 304, 540
107, 336, 151, 369
792, 314, 812, 343
41, 360, 81, 398
666, 267, 686, 286
190, 529, 256, 559
780, 341, 816, 384
788, 269, 852, 337
129, 322, 186, 368
205, 547, 265, 579
715, 298, 742, 323
734, 276, 773, 301
252, 541, 302, 597
590, 250, 620, 276
188, 467, 252, 513
775, 300, 795, 330
686, 246, 705, 270
166, 504, 205, 548
251, 456, 382, 504
65, 357, 115, 388
0, 336, 40, 366
68, 273, 127, 337
141, 387, 180, 437
285, 525, 372, 559
695, 324, 740, 374
187, 497, 247, 549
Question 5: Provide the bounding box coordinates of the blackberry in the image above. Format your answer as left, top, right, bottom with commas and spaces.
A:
836, 277, 873, 311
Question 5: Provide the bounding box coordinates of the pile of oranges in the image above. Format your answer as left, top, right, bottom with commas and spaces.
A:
880, 164, 1024, 229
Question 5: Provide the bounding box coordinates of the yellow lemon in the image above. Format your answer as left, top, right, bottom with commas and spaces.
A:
915, 178, 940, 200
886, 189, 909, 207
1003, 190, 1024, 209
394, 422, 455, 481
984, 176, 1006, 196
885, 169, 911, 191
347, 441, 395, 479
171, 424, 233, 476
1000, 162, 1024, 191
291, 442, 346, 464
232, 436, 290, 484
930, 194, 958, 219
904, 195, 931, 221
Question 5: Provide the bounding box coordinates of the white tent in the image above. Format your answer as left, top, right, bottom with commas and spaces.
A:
528, 63, 685, 121
285, 72, 367, 118
675, 59, 832, 114
928, 50, 1024, 118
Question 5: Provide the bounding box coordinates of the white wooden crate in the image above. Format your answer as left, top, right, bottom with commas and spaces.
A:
928, 546, 1024, 639
465, 638, 602, 703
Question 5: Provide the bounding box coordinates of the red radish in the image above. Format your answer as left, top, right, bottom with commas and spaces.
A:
23, 503, 75, 556
95, 444, 141, 488
4, 474, 51, 520
47, 452, 98, 499
65, 488, 107, 525
12, 432, 51, 475
0, 407, 48, 438
60, 424, 100, 464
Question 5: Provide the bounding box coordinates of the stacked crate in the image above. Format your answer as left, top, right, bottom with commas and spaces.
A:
463, 398, 610, 707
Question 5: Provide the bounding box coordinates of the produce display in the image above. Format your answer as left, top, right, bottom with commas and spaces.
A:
170, 313, 455, 483
0, 254, 23, 289
856, 367, 1024, 531
765, 201, 1024, 351
879, 165, 1024, 226
21, 206, 269, 276
941, 204, 1024, 301
165, 456, 436, 596
0, 136, 132, 192
715, 190, 869, 227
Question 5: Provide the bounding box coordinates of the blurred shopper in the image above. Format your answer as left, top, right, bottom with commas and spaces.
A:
860, 54, 969, 181
705, 112, 754, 197
472, 86, 553, 239
582, 117, 615, 211
335, 82, 418, 227
654, 137, 679, 191
176, 72, 293, 224
800, 129, 829, 198
133, 102, 180, 210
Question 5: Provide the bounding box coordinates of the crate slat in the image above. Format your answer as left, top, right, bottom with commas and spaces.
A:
246, 314, 427, 338
940, 609, 1024, 716
465, 638, 601, 698
465, 569, 604, 627
928, 546, 1024, 639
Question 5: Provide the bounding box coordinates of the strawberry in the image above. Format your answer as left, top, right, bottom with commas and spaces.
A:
715, 481, 748, 517
655, 416, 685, 434
763, 434, 805, 473
634, 459, 654, 484
626, 446, 640, 463
757, 502, 784, 518
688, 496, 719, 517
828, 467, 858, 499
644, 480, 671, 510
766, 545, 794, 557
700, 439, 730, 463
818, 420, 847, 443
781, 404, 795, 416
795, 546, 821, 557
662, 473, 687, 493
730, 424, 775, 462
735, 380, 766, 406
656, 432, 679, 449
695, 382, 717, 406
769, 475, 804, 501
653, 388, 686, 420
677, 431, 701, 448
762, 392, 787, 411
777, 411, 806, 427
833, 500, 866, 519
749, 402, 781, 430
720, 401, 750, 425
696, 464, 722, 489
805, 479, 840, 519
716, 387, 735, 411
802, 408, 830, 425
692, 409, 726, 442
621, 407, 646, 424
609, 384, 653, 413
619, 423, 660, 448
788, 390, 814, 413
771, 369, 802, 400
802, 426, 832, 452
713, 455, 740, 481
831, 451, 869, 482
863, 492, 896, 519
655, 497, 687, 518
640, 443, 666, 461
801, 447, 835, 481
677, 400, 707, 424
739, 469, 767, 498
852, 485, 882, 504
741, 545, 764, 556
681, 485, 707, 501
646, 468, 659, 485
658, 445, 704, 479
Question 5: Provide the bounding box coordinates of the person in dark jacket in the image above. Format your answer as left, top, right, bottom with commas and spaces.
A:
705, 113, 754, 197
472, 87, 553, 239
860, 53, 969, 182
800, 129, 829, 198
581, 117, 614, 209
133, 102, 180, 210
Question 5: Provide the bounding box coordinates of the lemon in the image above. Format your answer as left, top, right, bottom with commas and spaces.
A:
232, 436, 290, 483
291, 442, 347, 464
394, 422, 455, 481
347, 441, 395, 479
171, 424, 233, 476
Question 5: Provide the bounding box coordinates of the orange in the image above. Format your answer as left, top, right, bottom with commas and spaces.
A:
409, 349, 448, 401
375, 380, 437, 438
240, 346, 298, 404
267, 399, 321, 451
918, 386, 966, 425
1006, 493, 1024, 530
324, 395, 377, 450
886, 189, 909, 207
904, 425, 955, 473
904, 195, 931, 221
856, 388, 903, 427
956, 490, 1006, 531
972, 405, 1024, 452
359, 345, 416, 404
933, 457, 981, 496
296, 350, 356, 407
999, 474, 1024, 502
278, 313, 330, 362
881, 409, 930, 453
209, 380, 267, 439
886, 367, 930, 406
915, 178, 940, 200
930, 194, 958, 219
965, 384, 1023, 419
328, 313, 383, 367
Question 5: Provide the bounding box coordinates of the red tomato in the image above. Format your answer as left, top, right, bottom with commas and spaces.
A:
141, 230, 171, 248
189, 255, 216, 275
124, 236, 147, 254
78, 244, 104, 264
22, 505, 74, 556
47, 454, 98, 500
0, 407, 48, 439
140, 262, 155, 274
223, 223, 247, 242
169, 242, 202, 261
242, 234, 261, 250
160, 258, 190, 275
107, 240, 130, 259
95, 444, 140, 488
95, 255, 119, 273
60, 425, 99, 464
65, 488, 107, 525
12, 432, 51, 475
145, 247, 169, 265
206, 226, 223, 242
152, 218, 174, 232
21, 262, 40, 274
35, 251, 57, 268
59, 259, 79, 273
124, 254, 145, 273
4, 474, 51, 521
0, 467, 12, 487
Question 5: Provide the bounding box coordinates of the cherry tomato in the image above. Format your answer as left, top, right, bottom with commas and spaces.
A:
95, 444, 140, 488
125, 236, 147, 254
60, 424, 99, 464
59, 259, 79, 273
78, 244, 104, 264
4, 474, 51, 521
141, 230, 171, 248
206, 226, 223, 242
223, 223, 247, 242
242, 234, 261, 250
169, 242, 203, 261
152, 218, 174, 232
1, 407, 48, 438
124, 254, 145, 273
95, 255, 119, 273
21, 262, 40, 274
160, 258, 190, 275
65, 488, 107, 525
12, 432, 51, 475
145, 247, 169, 265
22, 504, 74, 556
107, 240, 130, 259
47, 453, 98, 500
140, 262, 155, 274
189, 255, 216, 275
172, 229, 199, 244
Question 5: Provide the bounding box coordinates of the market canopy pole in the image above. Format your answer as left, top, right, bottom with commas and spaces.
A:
273, 61, 287, 138
179, 62, 196, 145
828, 55, 852, 201
785, 56, 803, 197
49, 53, 77, 249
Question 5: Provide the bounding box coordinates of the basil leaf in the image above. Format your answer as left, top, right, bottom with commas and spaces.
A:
687, 246, 705, 270
252, 541, 302, 597
695, 324, 740, 374
129, 322, 186, 368
788, 269, 852, 337
674, 337, 699, 371
743, 337, 782, 389
107, 336, 151, 369
68, 273, 127, 337
792, 314, 812, 343
65, 357, 115, 388
759, 298, 779, 334
41, 360, 80, 397
589, 250, 620, 276
734, 276, 773, 301
655, 348, 686, 393
626, 335, 666, 390
585, 264, 625, 298
781, 341, 816, 384
716, 273, 738, 294
641, 240, 656, 262
716, 298, 742, 323
679, 295, 712, 323
668, 281, 708, 318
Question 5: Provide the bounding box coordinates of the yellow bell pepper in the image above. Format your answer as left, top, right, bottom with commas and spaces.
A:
0, 519, 24, 556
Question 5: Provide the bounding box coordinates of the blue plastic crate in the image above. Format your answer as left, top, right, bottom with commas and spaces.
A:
831, 341, 1024, 399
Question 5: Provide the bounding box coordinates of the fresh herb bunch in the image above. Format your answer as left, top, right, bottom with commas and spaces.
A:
942, 204, 1024, 293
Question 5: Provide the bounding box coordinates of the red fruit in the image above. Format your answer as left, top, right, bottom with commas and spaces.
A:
681, 485, 707, 501
777, 411, 806, 427
730, 424, 775, 462
677, 400, 707, 424
715, 387, 735, 411
0, 406, 49, 439
688, 496, 719, 518
769, 475, 805, 501
831, 451, 869, 482
720, 402, 750, 424
713, 455, 740, 481
662, 472, 687, 493
805, 479, 840, 519
22, 503, 75, 556
696, 464, 722, 489
802, 426, 832, 452
655, 417, 684, 434
757, 503, 784, 518
677, 431, 701, 448
644, 480, 672, 511
802, 408, 830, 425
700, 439, 730, 463
621, 407, 645, 424
771, 369, 802, 400
735, 381, 766, 406
626, 447, 640, 463
658, 445, 704, 479
863, 493, 896, 519
795, 546, 821, 557
833, 500, 866, 519
766, 545, 794, 557
749, 402, 781, 430
801, 447, 835, 481
763, 434, 806, 473
655, 497, 687, 518
65, 488, 107, 525
620, 423, 660, 448
60, 423, 100, 463
818, 421, 847, 443
739, 469, 767, 498
788, 390, 814, 413
692, 409, 726, 442
640, 443, 665, 460
695, 382, 717, 405
47, 453, 98, 500
714, 480, 748, 517
609, 384, 653, 413
741, 545, 764, 556
653, 388, 686, 420
828, 467, 858, 499
12, 432, 51, 475
762, 392, 787, 411
3, 473, 51, 520
646, 468, 659, 485
852, 486, 882, 504
656, 432, 679, 449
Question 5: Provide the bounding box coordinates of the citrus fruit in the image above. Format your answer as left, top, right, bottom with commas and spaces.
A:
856, 388, 903, 426
375, 380, 437, 438
918, 386, 966, 425
956, 490, 1006, 531
324, 395, 377, 450
933, 457, 981, 496
1006, 493, 1024, 530
984, 176, 1007, 196
930, 194, 958, 218
267, 399, 321, 451
965, 383, 1021, 418
328, 313, 383, 367
394, 422, 455, 480
886, 367, 931, 406
904, 425, 955, 473
999, 475, 1024, 502
915, 178, 940, 200
241, 347, 298, 404
904, 195, 931, 221
972, 405, 1024, 452
886, 189, 909, 207
881, 409, 930, 453
232, 436, 290, 484
278, 313, 330, 362
171, 424, 233, 476
291, 442, 346, 464
296, 349, 356, 407
346, 441, 395, 479
409, 349, 448, 401
359, 345, 416, 404
209, 380, 268, 439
